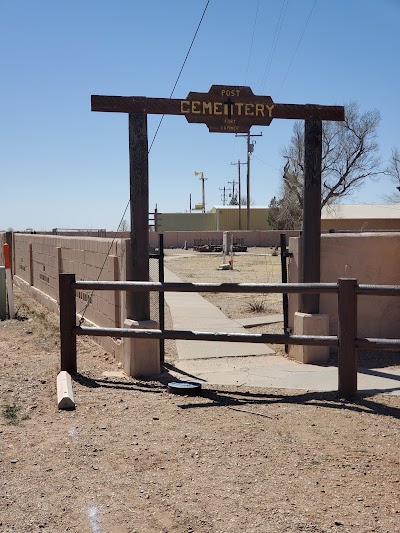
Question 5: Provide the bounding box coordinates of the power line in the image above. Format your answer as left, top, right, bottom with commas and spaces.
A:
259, 0, 289, 93
253, 155, 281, 171
278, 0, 317, 94
79, 1, 211, 324
243, 0, 260, 84
148, 0, 211, 153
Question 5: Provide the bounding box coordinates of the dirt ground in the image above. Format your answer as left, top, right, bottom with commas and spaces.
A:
1, 250, 400, 532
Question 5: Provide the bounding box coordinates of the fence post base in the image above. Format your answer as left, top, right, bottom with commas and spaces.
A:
123, 319, 160, 377
289, 312, 330, 364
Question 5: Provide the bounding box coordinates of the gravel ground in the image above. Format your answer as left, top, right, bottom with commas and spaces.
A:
1, 252, 400, 532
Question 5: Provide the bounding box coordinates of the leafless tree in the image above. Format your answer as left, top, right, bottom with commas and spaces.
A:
119, 218, 130, 231
382, 148, 400, 203
278, 102, 382, 215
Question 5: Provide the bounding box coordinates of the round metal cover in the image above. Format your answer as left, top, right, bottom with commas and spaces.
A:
168, 381, 202, 396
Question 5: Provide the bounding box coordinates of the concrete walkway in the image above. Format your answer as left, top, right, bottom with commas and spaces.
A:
164, 266, 400, 395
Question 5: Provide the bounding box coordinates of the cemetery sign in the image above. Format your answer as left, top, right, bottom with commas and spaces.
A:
91, 85, 345, 133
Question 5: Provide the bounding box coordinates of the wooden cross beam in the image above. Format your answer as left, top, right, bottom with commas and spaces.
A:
92, 85, 344, 133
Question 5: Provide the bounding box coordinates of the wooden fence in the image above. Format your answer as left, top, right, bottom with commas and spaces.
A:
59, 274, 400, 399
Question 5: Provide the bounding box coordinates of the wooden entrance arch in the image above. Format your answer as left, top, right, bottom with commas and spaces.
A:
91, 85, 344, 319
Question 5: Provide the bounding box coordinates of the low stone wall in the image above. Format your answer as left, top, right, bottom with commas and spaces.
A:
288, 233, 400, 338
5, 233, 129, 360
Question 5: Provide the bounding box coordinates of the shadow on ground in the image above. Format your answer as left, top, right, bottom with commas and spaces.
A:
72, 366, 400, 421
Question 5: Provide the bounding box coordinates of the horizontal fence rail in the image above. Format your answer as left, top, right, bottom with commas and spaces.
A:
75, 325, 338, 347
59, 274, 400, 399
74, 280, 339, 294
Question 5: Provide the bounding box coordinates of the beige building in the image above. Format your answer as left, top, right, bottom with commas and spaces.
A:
156, 203, 400, 233
321, 204, 400, 231
156, 205, 270, 232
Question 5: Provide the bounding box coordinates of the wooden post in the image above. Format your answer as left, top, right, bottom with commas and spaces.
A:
110, 255, 121, 328
56, 247, 62, 303
301, 120, 322, 314
0, 266, 6, 321
29, 243, 34, 286
280, 233, 289, 352
338, 278, 358, 398
59, 273, 77, 374
246, 132, 250, 230
5, 232, 13, 275
158, 233, 165, 363
127, 113, 150, 321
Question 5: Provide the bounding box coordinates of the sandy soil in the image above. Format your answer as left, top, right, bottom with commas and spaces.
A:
1, 251, 400, 532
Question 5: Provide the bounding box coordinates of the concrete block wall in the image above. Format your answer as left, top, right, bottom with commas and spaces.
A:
11, 234, 128, 359
288, 233, 400, 339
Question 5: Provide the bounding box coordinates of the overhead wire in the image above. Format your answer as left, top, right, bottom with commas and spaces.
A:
78, 0, 211, 323
149, 0, 211, 153
243, 0, 260, 84
278, 0, 318, 94
229, 0, 261, 182
259, 0, 289, 93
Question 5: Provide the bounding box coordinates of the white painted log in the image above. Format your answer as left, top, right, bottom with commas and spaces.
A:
57, 371, 75, 410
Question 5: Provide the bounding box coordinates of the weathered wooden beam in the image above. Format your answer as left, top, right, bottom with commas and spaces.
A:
127, 113, 150, 321
338, 278, 358, 398
91, 95, 345, 122
74, 325, 338, 347
301, 120, 323, 314
91, 93, 344, 121
73, 280, 339, 294
356, 338, 400, 350
59, 273, 77, 374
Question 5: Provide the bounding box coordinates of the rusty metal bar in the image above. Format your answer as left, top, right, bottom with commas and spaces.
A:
73, 280, 338, 294
356, 338, 400, 350
73, 325, 338, 347
338, 278, 358, 399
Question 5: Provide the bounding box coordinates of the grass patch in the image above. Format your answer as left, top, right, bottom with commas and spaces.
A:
2, 403, 21, 425
246, 299, 270, 313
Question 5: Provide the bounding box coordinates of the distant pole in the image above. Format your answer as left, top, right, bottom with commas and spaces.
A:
201, 173, 206, 213
236, 132, 262, 230
190, 194, 192, 213
195, 171, 207, 213
231, 160, 246, 230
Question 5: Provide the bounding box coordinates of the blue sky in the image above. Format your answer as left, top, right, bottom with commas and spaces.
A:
0, 0, 399, 231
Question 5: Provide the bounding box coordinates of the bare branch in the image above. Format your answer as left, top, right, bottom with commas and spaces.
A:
275, 101, 383, 221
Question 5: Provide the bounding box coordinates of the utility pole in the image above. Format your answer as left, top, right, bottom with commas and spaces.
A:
219, 186, 228, 205
231, 160, 246, 230
236, 131, 262, 230
194, 171, 207, 213
227, 179, 237, 201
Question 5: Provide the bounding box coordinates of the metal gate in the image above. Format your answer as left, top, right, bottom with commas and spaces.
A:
149, 234, 165, 362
